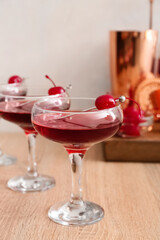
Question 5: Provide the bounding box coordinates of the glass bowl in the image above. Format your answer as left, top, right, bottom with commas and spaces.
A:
117, 112, 154, 138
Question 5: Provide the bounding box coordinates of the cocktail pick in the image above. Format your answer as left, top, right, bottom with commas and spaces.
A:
115, 96, 142, 116
58, 95, 128, 120
65, 84, 72, 91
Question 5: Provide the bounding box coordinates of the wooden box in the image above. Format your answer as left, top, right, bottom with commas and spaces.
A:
103, 124, 160, 162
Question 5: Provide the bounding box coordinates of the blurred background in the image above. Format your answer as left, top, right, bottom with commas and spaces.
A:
0, 0, 160, 131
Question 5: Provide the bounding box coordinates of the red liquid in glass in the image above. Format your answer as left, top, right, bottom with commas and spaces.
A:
0, 101, 36, 134
33, 113, 120, 150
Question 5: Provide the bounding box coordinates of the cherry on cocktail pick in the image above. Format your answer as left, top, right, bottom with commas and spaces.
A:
8, 75, 23, 84
95, 94, 142, 137
45, 75, 66, 95
95, 94, 141, 116
95, 94, 115, 109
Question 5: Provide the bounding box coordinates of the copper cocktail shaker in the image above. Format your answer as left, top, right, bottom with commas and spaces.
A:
110, 30, 159, 113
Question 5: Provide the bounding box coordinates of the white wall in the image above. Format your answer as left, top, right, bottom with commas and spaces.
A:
0, 0, 160, 131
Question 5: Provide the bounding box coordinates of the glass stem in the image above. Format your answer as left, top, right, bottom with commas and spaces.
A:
68, 152, 85, 206
26, 133, 38, 177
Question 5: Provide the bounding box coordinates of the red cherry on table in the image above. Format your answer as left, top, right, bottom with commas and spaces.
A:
8, 75, 23, 84
95, 94, 116, 110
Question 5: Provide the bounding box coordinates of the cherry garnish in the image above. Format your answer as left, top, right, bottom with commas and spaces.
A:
95, 94, 143, 137
8, 75, 23, 84
95, 94, 141, 116
95, 94, 115, 110
45, 75, 65, 95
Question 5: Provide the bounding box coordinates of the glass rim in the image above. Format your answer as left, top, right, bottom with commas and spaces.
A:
0, 82, 26, 87
33, 96, 122, 114
0, 92, 66, 99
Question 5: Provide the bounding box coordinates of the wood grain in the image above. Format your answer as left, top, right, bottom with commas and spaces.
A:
0, 133, 160, 240
104, 131, 160, 162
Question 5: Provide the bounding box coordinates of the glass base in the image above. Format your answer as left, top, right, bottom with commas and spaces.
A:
7, 174, 55, 192
0, 154, 16, 166
48, 201, 104, 226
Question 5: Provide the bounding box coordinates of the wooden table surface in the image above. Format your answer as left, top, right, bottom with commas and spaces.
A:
0, 133, 160, 240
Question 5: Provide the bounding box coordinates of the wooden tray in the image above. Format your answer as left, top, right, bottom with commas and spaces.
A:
103, 124, 160, 162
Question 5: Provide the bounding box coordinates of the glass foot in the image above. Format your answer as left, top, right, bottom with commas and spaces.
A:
48, 201, 104, 226
0, 154, 16, 166
7, 174, 55, 192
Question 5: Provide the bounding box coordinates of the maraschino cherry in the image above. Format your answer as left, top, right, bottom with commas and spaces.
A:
95, 94, 116, 109
8, 75, 23, 84
45, 75, 65, 95
121, 102, 144, 136
95, 94, 142, 137
95, 94, 141, 114
123, 105, 141, 124
120, 123, 140, 136
95, 94, 127, 110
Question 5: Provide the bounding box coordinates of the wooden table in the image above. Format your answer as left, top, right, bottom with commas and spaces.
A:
0, 133, 160, 240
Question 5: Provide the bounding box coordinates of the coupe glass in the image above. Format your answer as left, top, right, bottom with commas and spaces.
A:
32, 96, 123, 226
0, 90, 70, 192
0, 82, 27, 166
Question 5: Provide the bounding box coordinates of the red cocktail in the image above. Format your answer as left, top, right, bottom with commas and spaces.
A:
0, 81, 27, 166
0, 92, 70, 192
32, 97, 123, 226
0, 101, 36, 134
33, 112, 120, 150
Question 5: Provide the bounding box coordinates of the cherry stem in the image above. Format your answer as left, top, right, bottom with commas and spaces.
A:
45, 75, 56, 87
115, 96, 142, 117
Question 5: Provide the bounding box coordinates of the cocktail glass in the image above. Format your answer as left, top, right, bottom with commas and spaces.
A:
0, 91, 70, 192
32, 96, 123, 226
0, 82, 27, 166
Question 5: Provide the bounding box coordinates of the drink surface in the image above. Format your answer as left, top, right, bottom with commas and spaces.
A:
33, 112, 120, 149
0, 101, 36, 134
